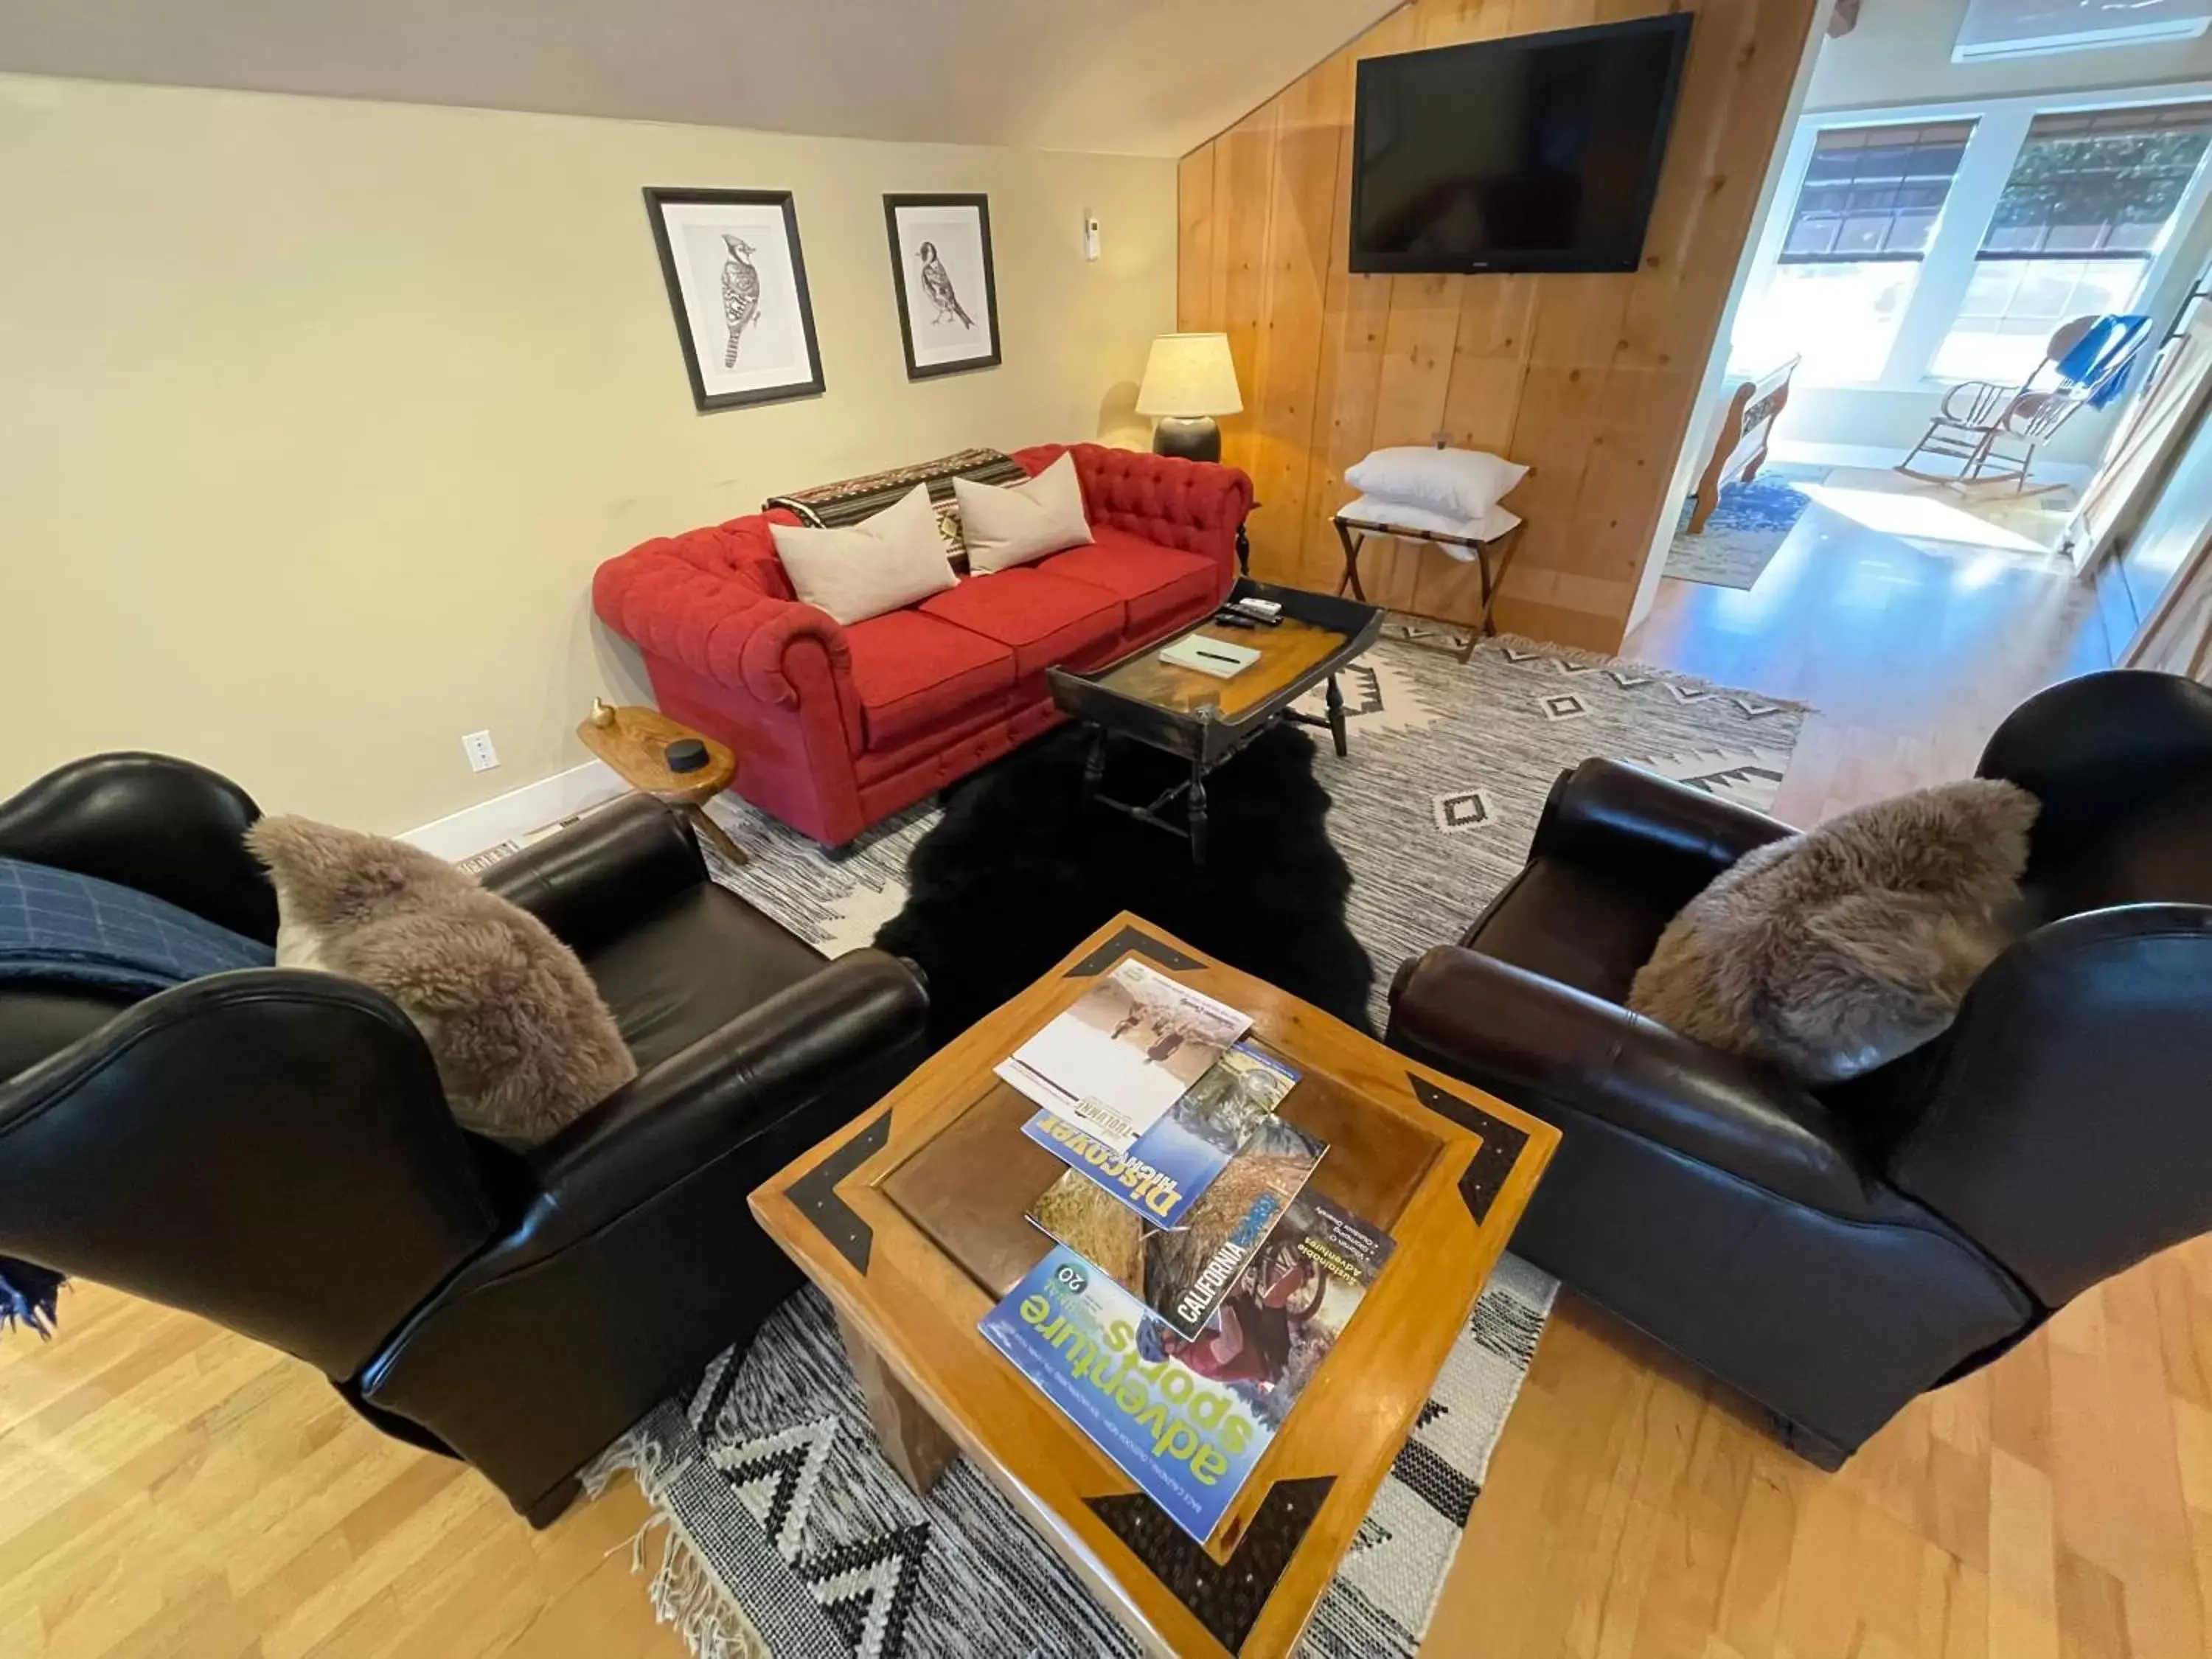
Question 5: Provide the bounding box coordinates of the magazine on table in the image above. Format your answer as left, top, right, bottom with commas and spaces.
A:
978, 1243, 1272, 1545
995, 959, 1250, 1152
1026, 1113, 1326, 1340
1144, 1186, 1396, 1434
978, 1192, 1396, 1543
1019, 1040, 1301, 1228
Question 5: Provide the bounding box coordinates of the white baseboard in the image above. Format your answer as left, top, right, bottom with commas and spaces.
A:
401, 759, 627, 860
1772, 439, 2093, 486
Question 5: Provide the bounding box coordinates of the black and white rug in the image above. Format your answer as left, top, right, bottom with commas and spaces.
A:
589, 629, 1805, 1658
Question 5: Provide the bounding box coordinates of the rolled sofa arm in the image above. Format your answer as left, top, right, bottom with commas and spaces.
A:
1014, 442, 1253, 574
1532, 758, 1795, 913
593, 521, 853, 710
1388, 945, 1874, 1217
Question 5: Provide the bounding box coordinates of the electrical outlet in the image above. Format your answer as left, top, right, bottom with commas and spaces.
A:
462, 729, 499, 773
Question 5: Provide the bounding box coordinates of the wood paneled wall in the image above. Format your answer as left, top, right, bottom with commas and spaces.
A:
1178, 0, 1819, 651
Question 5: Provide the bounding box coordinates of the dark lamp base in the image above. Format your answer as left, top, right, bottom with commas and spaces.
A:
1152, 416, 1222, 464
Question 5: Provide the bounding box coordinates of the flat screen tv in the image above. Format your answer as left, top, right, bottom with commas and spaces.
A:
1349, 14, 1694, 275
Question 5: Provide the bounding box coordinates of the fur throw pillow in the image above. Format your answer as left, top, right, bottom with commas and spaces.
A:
1627, 779, 2039, 1084
247, 817, 636, 1144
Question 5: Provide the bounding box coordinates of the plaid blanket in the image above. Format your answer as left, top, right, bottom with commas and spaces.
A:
765, 448, 1029, 567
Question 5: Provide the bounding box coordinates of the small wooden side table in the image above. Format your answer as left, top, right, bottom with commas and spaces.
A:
577, 701, 749, 867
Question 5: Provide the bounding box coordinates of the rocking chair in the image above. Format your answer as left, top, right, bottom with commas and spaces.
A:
1899, 313, 2150, 492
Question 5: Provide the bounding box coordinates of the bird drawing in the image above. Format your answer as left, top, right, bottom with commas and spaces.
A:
917, 240, 974, 330
720, 235, 761, 368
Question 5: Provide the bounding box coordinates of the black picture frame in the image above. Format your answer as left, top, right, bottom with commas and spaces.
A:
883, 193, 1002, 380
643, 187, 826, 412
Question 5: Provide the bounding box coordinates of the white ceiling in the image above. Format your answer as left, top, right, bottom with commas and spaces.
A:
0, 0, 1400, 158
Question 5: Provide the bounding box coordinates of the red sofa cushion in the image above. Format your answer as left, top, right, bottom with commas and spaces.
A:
1039, 529, 1219, 636
918, 569, 1124, 678
844, 610, 1016, 752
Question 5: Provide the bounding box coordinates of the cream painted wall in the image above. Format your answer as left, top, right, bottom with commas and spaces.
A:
0, 74, 1176, 832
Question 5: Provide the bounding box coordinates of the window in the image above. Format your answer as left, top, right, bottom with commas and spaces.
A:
1933, 102, 2212, 383
1736, 121, 1973, 383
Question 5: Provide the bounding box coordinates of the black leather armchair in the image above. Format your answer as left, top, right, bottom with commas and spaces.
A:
0, 754, 930, 1523
1387, 670, 2212, 1467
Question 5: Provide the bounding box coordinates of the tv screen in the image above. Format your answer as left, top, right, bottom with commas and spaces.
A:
1350, 15, 1694, 275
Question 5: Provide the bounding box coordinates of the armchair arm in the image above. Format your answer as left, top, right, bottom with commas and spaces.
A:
481, 795, 705, 955
0, 752, 276, 942
1015, 442, 1254, 578
518, 947, 928, 1231
1530, 758, 1795, 912
356, 949, 928, 1511
1389, 945, 1874, 1217
593, 523, 855, 713
0, 971, 495, 1374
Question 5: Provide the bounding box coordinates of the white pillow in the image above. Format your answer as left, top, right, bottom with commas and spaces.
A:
1339, 493, 1522, 547
953, 453, 1094, 574
770, 484, 958, 625
1343, 447, 1528, 524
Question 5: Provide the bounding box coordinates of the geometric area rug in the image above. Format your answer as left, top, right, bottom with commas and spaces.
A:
586, 627, 1805, 1658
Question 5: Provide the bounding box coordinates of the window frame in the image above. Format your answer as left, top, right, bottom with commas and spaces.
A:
1734, 81, 2212, 393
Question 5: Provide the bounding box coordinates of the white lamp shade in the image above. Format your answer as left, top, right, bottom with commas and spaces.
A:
1135, 333, 1243, 418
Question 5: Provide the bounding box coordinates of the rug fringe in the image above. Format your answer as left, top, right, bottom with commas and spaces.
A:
587, 1428, 772, 1659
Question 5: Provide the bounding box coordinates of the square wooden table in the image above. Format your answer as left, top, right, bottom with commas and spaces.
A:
749, 914, 1557, 1658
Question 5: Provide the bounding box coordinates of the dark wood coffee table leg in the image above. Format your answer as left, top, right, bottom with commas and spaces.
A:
835, 1309, 958, 1497
1187, 760, 1209, 867
1081, 727, 1107, 807
1324, 674, 1349, 757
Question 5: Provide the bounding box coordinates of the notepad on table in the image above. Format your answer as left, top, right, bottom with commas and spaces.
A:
1157, 634, 1260, 679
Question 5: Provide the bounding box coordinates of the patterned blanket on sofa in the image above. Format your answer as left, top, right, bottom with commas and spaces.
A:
765, 447, 1031, 566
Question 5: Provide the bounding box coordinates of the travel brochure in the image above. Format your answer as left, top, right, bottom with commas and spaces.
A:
995, 960, 1249, 1152
979, 1190, 1394, 1545
979, 965, 1399, 1545
1027, 1112, 1326, 1340
1018, 1040, 1301, 1229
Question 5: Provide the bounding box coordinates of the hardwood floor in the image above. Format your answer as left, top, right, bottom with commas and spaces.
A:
4, 500, 2202, 1659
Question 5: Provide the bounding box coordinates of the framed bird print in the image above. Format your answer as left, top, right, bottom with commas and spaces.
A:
883, 193, 1001, 380
643, 187, 825, 412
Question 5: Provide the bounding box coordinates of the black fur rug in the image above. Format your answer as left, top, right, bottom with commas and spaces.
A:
872, 724, 1374, 1048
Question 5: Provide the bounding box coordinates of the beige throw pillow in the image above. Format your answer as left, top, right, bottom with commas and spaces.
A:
953, 452, 1094, 573
248, 817, 636, 1145
771, 484, 958, 625
1627, 779, 2039, 1084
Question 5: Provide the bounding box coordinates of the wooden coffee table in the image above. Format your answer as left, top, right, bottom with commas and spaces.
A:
750, 914, 1557, 1658
1046, 579, 1382, 865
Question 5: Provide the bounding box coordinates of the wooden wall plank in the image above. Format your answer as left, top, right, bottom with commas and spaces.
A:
1212, 104, 1281, 479
1244, 52, 1352, 580
1175, 149, 1218, 333
1175, 0, 1820, 653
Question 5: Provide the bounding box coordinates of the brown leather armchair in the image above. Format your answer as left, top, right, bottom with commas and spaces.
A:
0, 754, 931, 1523
1387, 670, 2212, 1467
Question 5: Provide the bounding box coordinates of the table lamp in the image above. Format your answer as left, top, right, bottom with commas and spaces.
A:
1135, 333, 1242, 463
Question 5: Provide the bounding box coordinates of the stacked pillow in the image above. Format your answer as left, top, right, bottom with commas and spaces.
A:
768, 454, 1095, 625
953, 452, 1093, 572
1341, 446, 1527, 545
770, 484, 958, 625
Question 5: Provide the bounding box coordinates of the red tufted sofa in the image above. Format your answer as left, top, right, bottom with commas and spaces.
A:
593, 443, 1254, 845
